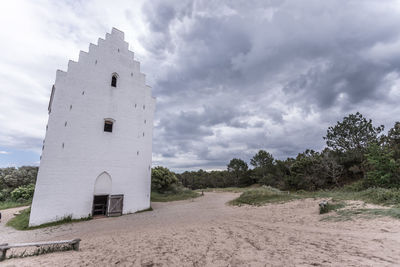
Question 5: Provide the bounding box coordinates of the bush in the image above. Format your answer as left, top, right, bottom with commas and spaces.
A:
364, 143, 400, 188
230, 186, 298, 206
342, 180, 365, 192
151, 188, 199, 202
0, 189, 11, 201
358, 187, 400, 206
10, 184, 35, 201
151, 166, 179, 193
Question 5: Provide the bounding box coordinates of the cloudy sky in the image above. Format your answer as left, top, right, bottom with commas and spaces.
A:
1, 0, 400, 171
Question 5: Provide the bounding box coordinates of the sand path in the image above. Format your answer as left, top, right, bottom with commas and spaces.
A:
1, 192, 400, 266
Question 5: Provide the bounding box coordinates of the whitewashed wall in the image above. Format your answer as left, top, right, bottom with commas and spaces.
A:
29, 28, 156, 226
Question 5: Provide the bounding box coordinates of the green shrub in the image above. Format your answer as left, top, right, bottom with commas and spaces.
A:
358, 187, 400, 206
151, 188, 199, 202
10, 184, 35, 201
364, 143, 400, 188
342, 180, 365, 192
151, 166, 179, 193
230, 186, 298, 206
0, 189, 10, 201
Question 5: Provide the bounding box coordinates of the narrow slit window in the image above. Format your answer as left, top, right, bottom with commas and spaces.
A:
111, 75, 117, 87
104, 120, 113, 132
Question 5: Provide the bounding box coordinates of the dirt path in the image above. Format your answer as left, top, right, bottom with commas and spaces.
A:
1, 192, 400, 266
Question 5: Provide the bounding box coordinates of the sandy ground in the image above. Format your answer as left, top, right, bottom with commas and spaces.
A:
1, 192, 400, 266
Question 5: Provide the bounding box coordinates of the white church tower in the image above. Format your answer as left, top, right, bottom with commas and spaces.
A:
29, 28, 156, 226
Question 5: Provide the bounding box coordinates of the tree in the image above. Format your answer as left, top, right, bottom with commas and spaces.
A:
324, 112, 384, 153
364, 143, 400, 188
151, 166, 179, 193
285, 149, 343, 190
287, 150, 322, 190
387, 122, 400, 160
250, 150, 274, 168
320, 149, 343, 187
250, 150, 276, 185
324, 112, 384, 178
227, 158, 249, 186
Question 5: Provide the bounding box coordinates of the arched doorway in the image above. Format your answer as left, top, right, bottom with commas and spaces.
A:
93, 172, 112, 216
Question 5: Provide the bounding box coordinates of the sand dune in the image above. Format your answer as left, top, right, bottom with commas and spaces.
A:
1, 192, 400, 266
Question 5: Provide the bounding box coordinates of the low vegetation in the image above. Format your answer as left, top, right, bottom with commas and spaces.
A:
0, 200, 31, 210
6, 208, 92, 230
322, 207, 400, 221
0, 166, 37, 210
228, 185, 400, 220
151, 166, 200, 202
198, 187, 252, 193
151, 189, 199, 202
229, 186, 298, 206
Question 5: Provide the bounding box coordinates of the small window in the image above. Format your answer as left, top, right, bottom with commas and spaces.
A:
104, 120, 113, 132
111, 74, 118, 87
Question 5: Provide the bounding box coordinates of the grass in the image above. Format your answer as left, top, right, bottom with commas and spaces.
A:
198, 187, 255, 193
229, 185, 400, 220
229, 186, 299, 206
0, 200, 31, 210
151, 189, 200, 202
294, 187, 400, 207
6, 207, 92, 230
322, 207, 400, 221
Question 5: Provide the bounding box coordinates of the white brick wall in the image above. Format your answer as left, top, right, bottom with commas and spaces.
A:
29, 28, 156, 226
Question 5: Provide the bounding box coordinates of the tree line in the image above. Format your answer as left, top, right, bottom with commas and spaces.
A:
176, 112, 400, 191
1, 112, 400, 203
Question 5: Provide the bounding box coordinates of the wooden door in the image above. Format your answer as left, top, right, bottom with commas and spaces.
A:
108, 194, 124, 216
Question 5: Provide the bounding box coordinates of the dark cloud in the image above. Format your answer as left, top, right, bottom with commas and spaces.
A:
141, 0, 400, 171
